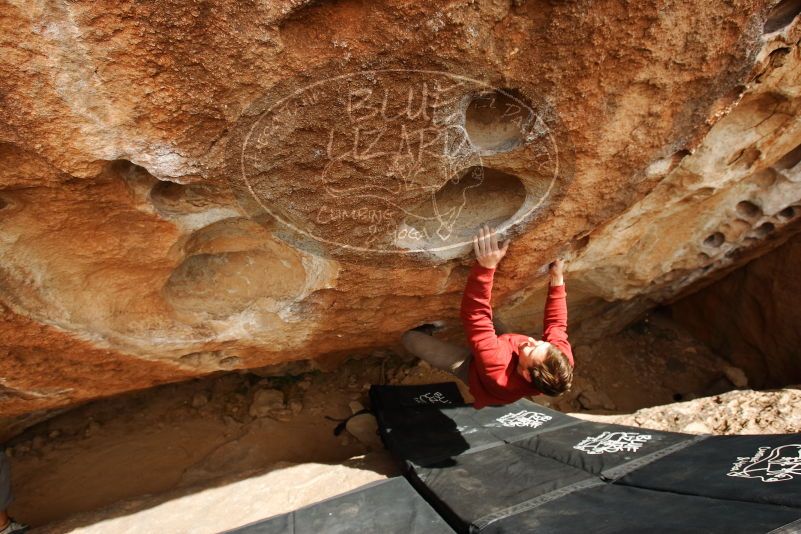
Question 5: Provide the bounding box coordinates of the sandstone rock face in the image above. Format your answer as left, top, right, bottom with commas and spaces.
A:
539, 10, 801, 337
1, 0, 801, 435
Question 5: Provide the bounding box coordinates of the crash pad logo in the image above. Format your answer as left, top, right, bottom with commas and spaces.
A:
495, 410, 553, 428
228, 68, 570, 260
573, 432, 653, 455
412, 391, 452, 405
727, 444, 801, 483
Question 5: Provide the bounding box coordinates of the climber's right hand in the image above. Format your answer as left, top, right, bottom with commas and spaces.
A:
548, 258, 565, 286
473, 224, 510, 269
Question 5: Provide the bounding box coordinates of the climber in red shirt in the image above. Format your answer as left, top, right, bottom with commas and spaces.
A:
402, 224, 574, 408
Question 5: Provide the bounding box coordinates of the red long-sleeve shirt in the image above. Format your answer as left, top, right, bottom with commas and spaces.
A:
460, 264, 574, 409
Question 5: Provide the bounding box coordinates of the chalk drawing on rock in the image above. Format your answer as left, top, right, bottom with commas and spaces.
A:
228, 67, 574, 261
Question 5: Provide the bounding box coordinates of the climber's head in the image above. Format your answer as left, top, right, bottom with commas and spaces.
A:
516, 337, 573, 396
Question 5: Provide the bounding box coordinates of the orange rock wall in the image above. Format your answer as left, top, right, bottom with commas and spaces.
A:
1, 0, 800, 433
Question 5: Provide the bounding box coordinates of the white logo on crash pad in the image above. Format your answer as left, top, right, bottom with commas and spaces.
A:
413, 391, 452, 405
728, 444, 801, 483
573, 431, 652, 454
495, 410, 553, 428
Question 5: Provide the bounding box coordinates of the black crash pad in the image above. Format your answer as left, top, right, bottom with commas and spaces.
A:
226, 476, 455, 534
615, 433, 801, 508
371, 383, 801, 533
478, 481, 801, 534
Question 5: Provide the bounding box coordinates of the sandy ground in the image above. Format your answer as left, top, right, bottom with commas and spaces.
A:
36, 457, 395, 533
2, 313, 780, 532
9, 359, 390, 530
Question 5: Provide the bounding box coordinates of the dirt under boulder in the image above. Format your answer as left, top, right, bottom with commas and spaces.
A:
2, 314, 757, 529
671, 230, 801, 389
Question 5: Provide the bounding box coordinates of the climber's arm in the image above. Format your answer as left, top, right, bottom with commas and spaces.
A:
542, 259, 574, 365
460, 225, 509, 374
